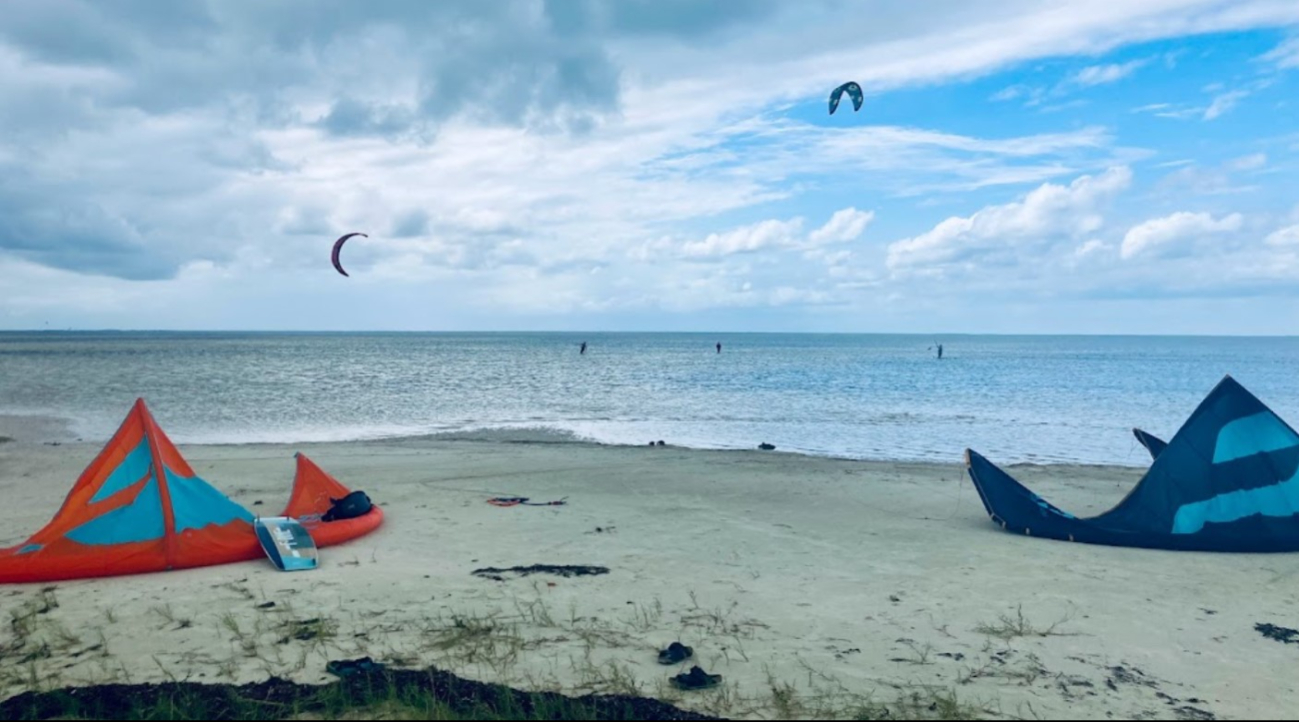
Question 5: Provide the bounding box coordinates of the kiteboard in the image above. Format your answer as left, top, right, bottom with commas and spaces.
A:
254, 517, 319, 572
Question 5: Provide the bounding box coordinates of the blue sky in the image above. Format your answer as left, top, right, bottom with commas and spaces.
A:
1, 0, 1298, 334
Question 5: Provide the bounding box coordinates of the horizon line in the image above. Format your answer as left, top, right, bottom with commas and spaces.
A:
2, 329, 1297, 339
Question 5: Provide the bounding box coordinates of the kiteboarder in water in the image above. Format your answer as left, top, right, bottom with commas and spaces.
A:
937, 343, 943, 360
580, 342, 587, 355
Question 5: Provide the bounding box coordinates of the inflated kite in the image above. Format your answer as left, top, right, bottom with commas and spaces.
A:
331, 232, 368, 277
829, 82, 863, 115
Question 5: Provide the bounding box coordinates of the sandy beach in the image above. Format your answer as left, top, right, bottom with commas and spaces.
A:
2, 429, 1297, 720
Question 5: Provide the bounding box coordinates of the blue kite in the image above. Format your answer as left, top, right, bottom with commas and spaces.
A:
1132, 427, 1168, 459
828, 81, 863, 115
966, 375, 1299, 553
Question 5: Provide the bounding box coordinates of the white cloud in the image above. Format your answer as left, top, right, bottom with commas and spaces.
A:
1204, 89, 1249, 119
886, 166, 1132, 271
1156, 106, 1206, 119
1260, 36, 1299, 69
1121, 211, 1243, 259
1074, 239, 1110, 258
808, 208, 874, 245
1266, 223, 1299, 246
675, 206, 875, 260
1073, 59, 1147, 86
1155, 153, 1269, 197
1226, 152, 1268, 171
990, 85, 1027, 101
680, 218, 805, 259
3, 1, 1299, 330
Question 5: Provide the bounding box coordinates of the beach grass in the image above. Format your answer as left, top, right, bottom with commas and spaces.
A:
0, 584, 988, 721
0, 664, 985, 721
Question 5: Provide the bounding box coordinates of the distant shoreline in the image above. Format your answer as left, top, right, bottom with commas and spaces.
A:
2, 329, 1297, 338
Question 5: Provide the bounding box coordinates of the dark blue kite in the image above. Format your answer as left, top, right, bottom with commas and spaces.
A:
829, 82, 863, 115
966, 375, 1299, 553
1132, 427, 1167, 460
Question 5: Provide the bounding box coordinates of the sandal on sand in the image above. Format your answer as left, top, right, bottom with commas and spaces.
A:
670, 666, 722, 691
658, 642, 694, 665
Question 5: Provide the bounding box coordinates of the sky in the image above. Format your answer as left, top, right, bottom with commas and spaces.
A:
1, 0, 1298, 335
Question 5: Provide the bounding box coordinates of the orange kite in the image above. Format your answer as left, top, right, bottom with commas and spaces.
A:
0, 399, 383, 584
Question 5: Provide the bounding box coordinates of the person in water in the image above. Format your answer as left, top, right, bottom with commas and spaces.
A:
580, 342, 587, 355
937, 343, 943, 360
716, 342, 722, 354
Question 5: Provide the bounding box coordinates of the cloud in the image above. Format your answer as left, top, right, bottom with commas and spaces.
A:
391, 209, 430, 238
1074, 239, 1109, 258
1266, 223, 1299, 246
1260, 35, 1299, 69
680, 218, 805, 259
3, 0, 1299, 330
1120, 211, 1243, 259
808, 208, 874, 245
1072, 59, 1147, 86
1156, 106, 1206, 119
991, 84, 1029, 102
1226, 152, 1268, 171
1204, 89, 1249, 119
886, 166, 1132, 272
675, 206, 874, 260
1154, 153, 1268, 196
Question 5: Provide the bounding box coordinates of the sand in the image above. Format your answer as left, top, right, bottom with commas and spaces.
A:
2, 430, 1298, 720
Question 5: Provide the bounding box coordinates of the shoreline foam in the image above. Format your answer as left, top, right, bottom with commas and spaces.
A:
0, 412, 1151, 469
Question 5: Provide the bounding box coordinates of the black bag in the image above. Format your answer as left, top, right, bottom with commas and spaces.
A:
323, 490, 373, 522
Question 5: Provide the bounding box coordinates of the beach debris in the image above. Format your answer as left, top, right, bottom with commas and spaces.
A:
486, 496, 567, 507
256, 601, 277, 610
670, 665, 722, 691
1105, 664, 1157, 692
758, 443, 775, 450
330, 232, 368, 277
278, 617, 336, 644
1255, 622, 1299, 644
322, 490, 373, 522
471, 564, 609, 582
325, 656, 387, 678
829, 81, 863, 115
658, 642, 694, 665
252, 500, 263, 506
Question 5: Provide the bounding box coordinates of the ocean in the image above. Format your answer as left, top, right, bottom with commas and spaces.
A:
1, 331, 1296, 466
